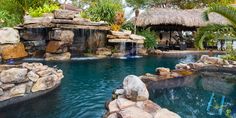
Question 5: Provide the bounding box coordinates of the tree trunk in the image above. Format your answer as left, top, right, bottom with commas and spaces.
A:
134, 9, 140, 34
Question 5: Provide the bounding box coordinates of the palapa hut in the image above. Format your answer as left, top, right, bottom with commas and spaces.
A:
135, 8, 230, 30
133, 8, 230, 50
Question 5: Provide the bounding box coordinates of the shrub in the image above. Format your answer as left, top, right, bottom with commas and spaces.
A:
0, 10, 21, 27
138, 28, 157, 49
81, 0, 123, 24
121, 21, 135, 33
222, 44, 236, 61
29, 4, 59, 17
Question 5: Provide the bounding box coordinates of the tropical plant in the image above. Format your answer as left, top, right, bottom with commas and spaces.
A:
222, 44, 236, 61
194, 24, 236, 49
0, 10, 21, 27
122, 21, 135, 33
0, 0, 57, 27
29, 4, 60, 17
81, 0, 123, 24
195, 3, 236, 50
138, 28, 157, 49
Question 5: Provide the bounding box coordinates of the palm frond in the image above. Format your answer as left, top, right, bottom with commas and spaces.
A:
204, 4, 236, 26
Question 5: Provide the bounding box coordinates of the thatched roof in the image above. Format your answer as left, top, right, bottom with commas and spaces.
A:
134, 8, 230, 28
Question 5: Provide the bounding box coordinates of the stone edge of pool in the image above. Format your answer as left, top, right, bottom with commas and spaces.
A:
103, 55, 236, 118
0, 62, 64, 109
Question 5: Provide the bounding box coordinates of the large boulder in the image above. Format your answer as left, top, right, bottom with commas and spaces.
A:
0, 84, 15, 90
136, 100, 161, 116
49, 30, 74, 44
1, 43, 28, 60
117, 106, 153, 118
155, 67, 170, 76
123, 75, 149, 101
96, 48, 112, 56
31, 74, 60, 92
9, 84, 26, 97
198, 55, 224, 65
0, 68, 28, 84
45, 52, 71, 61
46, 41, 69, 53
54, 10, 76, 19
27, 71, 39, 82
0, 28, 20, 44
24, 14, 54, 24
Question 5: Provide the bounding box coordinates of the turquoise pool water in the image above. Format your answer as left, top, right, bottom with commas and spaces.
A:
150, 72, 236, 118
0, 55, 232, 118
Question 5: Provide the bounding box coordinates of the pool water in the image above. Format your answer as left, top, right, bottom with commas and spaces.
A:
0, 55, 228, 118
150, 72, 236, 118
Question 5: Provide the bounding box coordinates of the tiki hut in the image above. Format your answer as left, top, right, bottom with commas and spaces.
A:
132, 8, 231, 50
134, 8, 230, 31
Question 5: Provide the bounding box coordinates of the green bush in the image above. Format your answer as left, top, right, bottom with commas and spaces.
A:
0, 10, 21, 27
29, 4, 59, 17
138, 28, 157, 49
81, 0, 123, 24
0, 0, 57, 27
122, 21, 135, 33
222, 44, 236, 61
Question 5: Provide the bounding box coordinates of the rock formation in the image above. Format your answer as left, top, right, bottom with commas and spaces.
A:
104, 75, 181, 118
0, 63, 63, 102
0, 28, 28, 60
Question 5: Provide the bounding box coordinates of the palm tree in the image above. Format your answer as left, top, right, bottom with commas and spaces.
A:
195, 4, 236, 49
126, 0, 149, 34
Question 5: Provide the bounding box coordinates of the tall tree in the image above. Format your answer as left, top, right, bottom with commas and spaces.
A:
126, 0, 149, 34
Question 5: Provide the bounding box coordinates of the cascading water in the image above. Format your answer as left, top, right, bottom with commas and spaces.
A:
120, 42, 126, 55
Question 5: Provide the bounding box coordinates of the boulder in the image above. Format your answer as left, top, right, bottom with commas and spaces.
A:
46, 41, 69, 53
108, 99, 120, 113
24, 14, 53, 24
123, 75, 149, 101
25, 81, 33, 93
149, 49, 162, 55
9, 84, 26, 97
137, 48, 148, 56
155, 67, 170, 76
27, 71, 39, 82
1, 43, 28, 60
45, 52, 71, 61
188, 62, 205, 69
31, 74, 59, 92
54, 10, 76, 19
111, 31, 130, 36
117, 106, 153, 118
136, 100, 161, 116
115, 89, 125, 95
175, 63, 190, 70
155, 108, 181, 118
0, 28, 20, 44
0, 68, 28, 84
50, 30, 74, 43
130, 34, 145, 40
107, 34, 130, 39
0, 84, 15, 90
116, 97, 136, 109
198, 55, 224, 65
107, 113, 118, 118
96, 48, 112, 56
0, 88, 3, 96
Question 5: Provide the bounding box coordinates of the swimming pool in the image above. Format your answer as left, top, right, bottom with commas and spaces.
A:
0, 55, 226, 118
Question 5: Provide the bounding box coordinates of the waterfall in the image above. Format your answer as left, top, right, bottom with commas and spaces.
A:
120, 42, 126, 55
